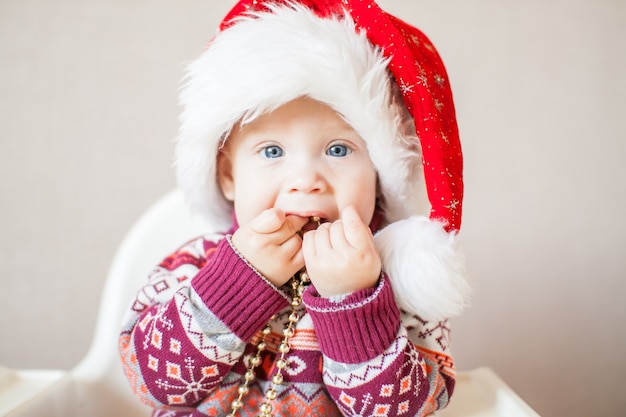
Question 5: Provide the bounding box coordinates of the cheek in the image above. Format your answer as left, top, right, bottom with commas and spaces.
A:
344, 171, 378, 223
362, 170, 379, 216
359, 189, 378, 224
231, 173, 279, 223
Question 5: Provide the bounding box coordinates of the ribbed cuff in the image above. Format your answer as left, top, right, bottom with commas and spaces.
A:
191, 238, 289, 342
303, 274, 401, 364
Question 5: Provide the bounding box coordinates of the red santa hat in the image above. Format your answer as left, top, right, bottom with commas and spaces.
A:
175, 0, 469, 320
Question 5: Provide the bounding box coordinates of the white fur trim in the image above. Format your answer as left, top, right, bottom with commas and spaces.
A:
176, 4, 426, 232
374, 216, 471, 321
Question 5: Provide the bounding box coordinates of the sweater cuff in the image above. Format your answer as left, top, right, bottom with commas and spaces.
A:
302, 274, 401, 364
191, 237, 289, 342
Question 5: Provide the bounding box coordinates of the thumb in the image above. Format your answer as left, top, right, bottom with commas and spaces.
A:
250, 208, 285, 234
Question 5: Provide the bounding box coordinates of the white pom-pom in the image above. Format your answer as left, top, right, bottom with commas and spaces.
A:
374, 216, 471, 321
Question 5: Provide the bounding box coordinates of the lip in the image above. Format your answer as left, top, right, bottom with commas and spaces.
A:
285, 210, 331, 221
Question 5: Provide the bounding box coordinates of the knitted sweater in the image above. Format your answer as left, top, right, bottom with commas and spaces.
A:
119, 232, 456, 416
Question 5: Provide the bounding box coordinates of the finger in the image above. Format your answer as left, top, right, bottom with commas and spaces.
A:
281, 231, 303, 255
251, 208, 285, 234
329, 219, 350, 250
313, 221, 332, 254
288, 239, 305, 268
301, 230, 317, 261
282, 233, 305, 271
284, 215, 309, 237
341, 206, 373, 249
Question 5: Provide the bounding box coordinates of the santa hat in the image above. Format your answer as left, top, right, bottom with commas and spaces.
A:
175, 0, 470, 320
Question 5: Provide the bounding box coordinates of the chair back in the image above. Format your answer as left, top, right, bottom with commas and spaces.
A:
71, 189, 210, 416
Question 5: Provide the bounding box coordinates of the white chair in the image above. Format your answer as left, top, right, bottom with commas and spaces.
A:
0, 189, 540, 417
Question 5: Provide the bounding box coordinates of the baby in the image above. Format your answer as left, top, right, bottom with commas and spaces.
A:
120, 1, 470, 416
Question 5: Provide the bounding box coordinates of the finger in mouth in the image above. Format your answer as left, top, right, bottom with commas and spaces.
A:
298, 216, 324, 235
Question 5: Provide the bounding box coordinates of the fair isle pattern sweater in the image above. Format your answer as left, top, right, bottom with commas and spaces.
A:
119, 232, 456, 416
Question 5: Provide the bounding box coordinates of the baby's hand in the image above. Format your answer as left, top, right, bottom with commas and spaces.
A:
231, 208, 308, 287
302, 206, 381, 298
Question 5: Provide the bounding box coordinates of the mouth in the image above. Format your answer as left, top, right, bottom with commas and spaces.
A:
299, 216, 327, 235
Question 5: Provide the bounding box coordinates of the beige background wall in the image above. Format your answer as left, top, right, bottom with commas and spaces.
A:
1, 1, 624, 416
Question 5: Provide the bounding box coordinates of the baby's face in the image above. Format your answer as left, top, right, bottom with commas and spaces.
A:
217, 97, 377, 228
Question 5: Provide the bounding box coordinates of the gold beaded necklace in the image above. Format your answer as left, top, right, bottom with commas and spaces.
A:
228, 217, 319, 417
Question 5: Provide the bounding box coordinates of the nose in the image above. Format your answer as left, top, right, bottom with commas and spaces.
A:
287, 162, 328, 194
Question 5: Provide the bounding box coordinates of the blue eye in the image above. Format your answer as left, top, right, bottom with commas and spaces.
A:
263, 145, 284, 158
327, 144, 349, 157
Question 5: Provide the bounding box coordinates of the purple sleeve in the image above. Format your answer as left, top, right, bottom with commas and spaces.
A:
119, 236, 289, 408
303, 275, 455, 416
